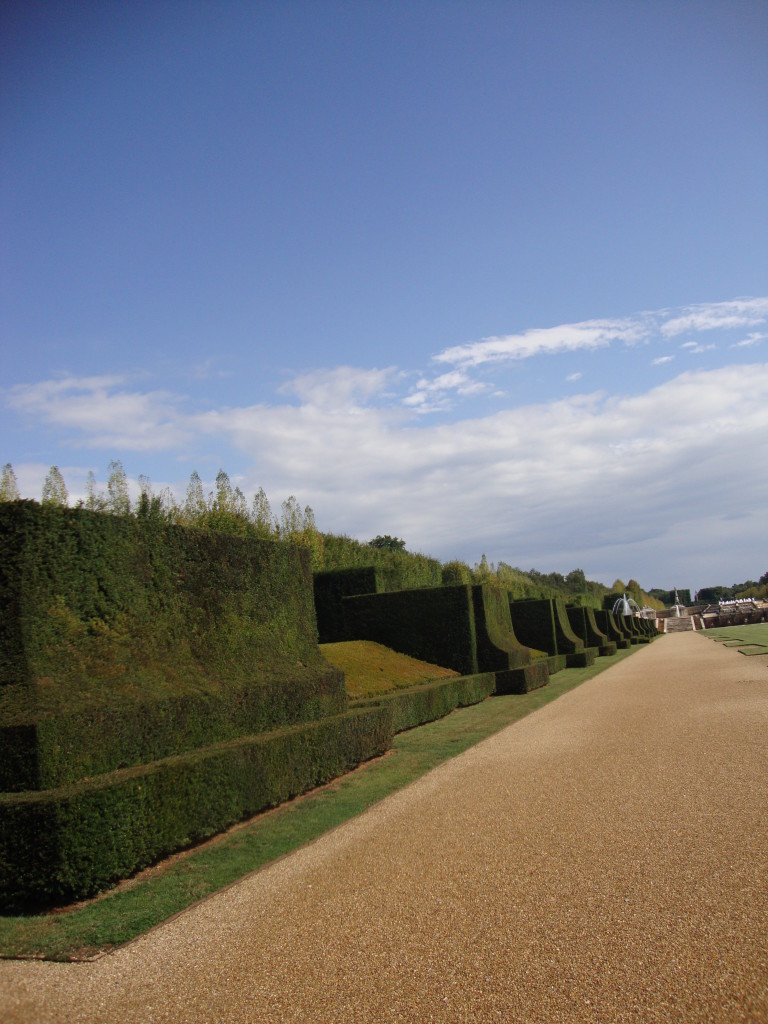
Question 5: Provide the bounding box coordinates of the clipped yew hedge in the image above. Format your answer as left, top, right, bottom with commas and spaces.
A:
508, 597, 586, 657
313, 567, 380, 644
342, 584, 481, 674
351, 672, 496, 733
0, 706, 392, 911
593, 609, 632, 649
0, 502, 345, 791
342, 584, 549, 694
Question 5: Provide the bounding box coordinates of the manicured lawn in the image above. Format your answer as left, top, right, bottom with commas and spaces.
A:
701, 622, 768, 647
0, 646, 638, 962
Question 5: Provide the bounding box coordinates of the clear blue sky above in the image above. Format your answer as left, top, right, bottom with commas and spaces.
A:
2, 1, 767, 593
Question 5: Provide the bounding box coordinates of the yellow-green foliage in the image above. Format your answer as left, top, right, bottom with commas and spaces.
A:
321, 641, 458, 699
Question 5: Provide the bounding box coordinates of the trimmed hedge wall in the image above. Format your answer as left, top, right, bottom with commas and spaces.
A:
508, 598, 584, 658
351, 672, 496, 733
583, 607, 617, 656
342, 584, 480, 675
312, 559, 449, 644
342, 585, 549, 694
593, 610, 632, 650
0, 502, 345, 790
0, 706, 392, 911
473, 586, 547, 671
619, 614, 650, 643
313, 567, 380, 644
566, 606, 615, 658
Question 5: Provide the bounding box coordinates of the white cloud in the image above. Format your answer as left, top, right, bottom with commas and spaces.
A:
278, 366, 399, 409
660, 297, 768, 338
196, 361, 767, 592
652, 355, 674, 365
434, 317, 650, 368
427, 296, 767, 369
732, 332, 767, 349
403, 370, 490, 412
5, 375, 193, 450
566, 372, 583, 381
680, 342, 716, 354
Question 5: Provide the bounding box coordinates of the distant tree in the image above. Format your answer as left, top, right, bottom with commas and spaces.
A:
184, 470, 206, 521
213, 469, 234, 512
232, 485, 248, 518
472, 553, 494, 584
626, 579, 643, 604
565, 568, 587, 593
106, 460, 131, 514
41, 466, 68, 506
251, 486, 275, 537
0, 463, 20, 501
279, 495, 305, 537
201, 470, 251, 535
83, 470, 107, 511
441, 560, 472, 585
368, 535, 406, 552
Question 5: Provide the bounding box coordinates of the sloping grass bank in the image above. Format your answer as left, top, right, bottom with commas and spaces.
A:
321, 640, 459, 698
0, 647, 638, 961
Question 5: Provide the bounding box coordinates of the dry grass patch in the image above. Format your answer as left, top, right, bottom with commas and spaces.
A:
321, 641, 458, 698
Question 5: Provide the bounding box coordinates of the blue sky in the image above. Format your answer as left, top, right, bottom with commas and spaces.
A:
2, 1, 767, 593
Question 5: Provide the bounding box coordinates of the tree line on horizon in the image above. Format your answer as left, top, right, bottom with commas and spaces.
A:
3, 461, 762, 605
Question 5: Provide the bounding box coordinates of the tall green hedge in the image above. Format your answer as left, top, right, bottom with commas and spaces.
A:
593, 610, 632, 649
313, 567, 380, 644
313, 555, 445, 644
508, 598, 584, 657
0, 502, 345, 791
342, 584, 480, 675
342, 584, 550, 694
566, 606, 616, 658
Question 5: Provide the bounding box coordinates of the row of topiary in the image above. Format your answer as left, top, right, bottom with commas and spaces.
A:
1, 501, 657, 911
0, 502, 381, 910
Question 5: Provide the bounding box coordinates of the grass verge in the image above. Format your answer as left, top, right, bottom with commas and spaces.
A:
0, 646, 638, 961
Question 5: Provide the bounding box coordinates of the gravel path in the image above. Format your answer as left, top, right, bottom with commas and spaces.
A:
2, 632, 767, 1023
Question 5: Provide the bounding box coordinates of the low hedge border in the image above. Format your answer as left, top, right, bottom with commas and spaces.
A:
0, 667, 346, 793
0, 705, 392, 912
351, 672, 496, 733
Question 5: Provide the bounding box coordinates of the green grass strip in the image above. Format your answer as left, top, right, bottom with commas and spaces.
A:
0, 647, 638, 961
702, 623, 768, 647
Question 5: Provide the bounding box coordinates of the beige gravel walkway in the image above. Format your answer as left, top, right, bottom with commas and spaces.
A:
1, 632, 767, 1024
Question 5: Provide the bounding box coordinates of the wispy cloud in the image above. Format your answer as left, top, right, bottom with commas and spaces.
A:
660, 297, 768, 338
680, 342, 716, 354
433, 317, 650, 369
732, 332, 767, 349
411, 298, 768, 405
404, 371, 490, 413
9, 362, 765, 569
278, 366, 400, 409
6, 375, 193, 450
